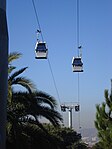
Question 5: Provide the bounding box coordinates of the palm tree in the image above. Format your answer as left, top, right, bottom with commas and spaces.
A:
7, 90, 63, 149
7, 52, 63, 149
7, 52, 36, 148
12, 91, 62, 126
8, 52, 36, 104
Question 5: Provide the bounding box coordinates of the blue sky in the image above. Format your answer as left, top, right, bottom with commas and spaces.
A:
7, 0, 112, 129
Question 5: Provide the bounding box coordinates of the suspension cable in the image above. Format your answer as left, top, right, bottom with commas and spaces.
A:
47, 58, 61, 105
31, 0, 61, 106
77, 0, 80, 56
76, 0, 81, 130
78, 73, 81, 129
32, 0, 44, 41
78, 73, 80, 105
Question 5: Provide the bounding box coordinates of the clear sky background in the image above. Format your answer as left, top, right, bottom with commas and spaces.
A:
7, 0, 112, 130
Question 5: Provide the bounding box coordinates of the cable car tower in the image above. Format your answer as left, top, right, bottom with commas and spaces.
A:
61, 102, 80, 128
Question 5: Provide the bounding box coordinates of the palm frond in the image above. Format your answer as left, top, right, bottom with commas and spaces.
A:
8, 52, 22, 64
12, 91, 62, 127
9, 67, 28, 81
8, 66, 16, 75
31, 105, 62, 127
35, 91, 57, 109
11, 77, 36, 92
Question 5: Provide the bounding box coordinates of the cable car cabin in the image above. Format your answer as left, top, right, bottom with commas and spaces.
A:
61, 105, 66, 112
72, 57, 83, 72
35, 41, 48, 59
75, 105, 80, 112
